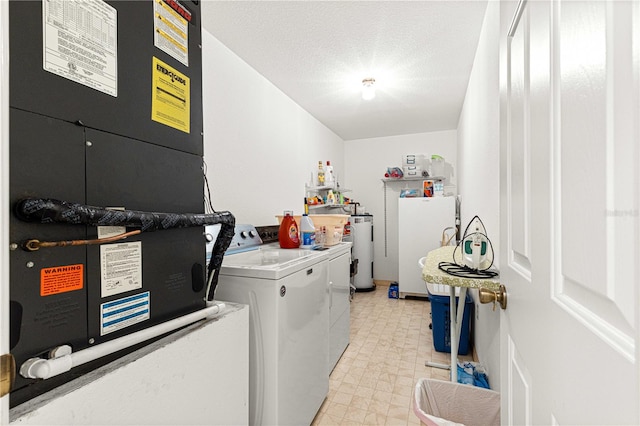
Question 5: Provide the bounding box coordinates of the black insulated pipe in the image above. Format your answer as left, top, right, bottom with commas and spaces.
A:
14, 198, 235, 300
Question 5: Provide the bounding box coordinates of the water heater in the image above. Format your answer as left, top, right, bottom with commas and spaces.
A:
349, 214, 374, 291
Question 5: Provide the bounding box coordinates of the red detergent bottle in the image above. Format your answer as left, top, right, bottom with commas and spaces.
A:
279, 210, 300, 248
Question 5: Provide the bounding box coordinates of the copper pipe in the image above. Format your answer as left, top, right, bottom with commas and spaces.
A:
24, 230, 142, 251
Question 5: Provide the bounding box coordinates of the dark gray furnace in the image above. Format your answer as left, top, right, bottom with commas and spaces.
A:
8, 0, 207, 406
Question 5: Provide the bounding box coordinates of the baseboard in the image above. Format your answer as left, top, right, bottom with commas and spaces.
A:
373, 279, 392, 287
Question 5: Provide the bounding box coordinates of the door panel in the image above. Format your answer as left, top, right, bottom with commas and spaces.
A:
500, 0, 639, 424
501, 1, 550, 420
507, 3, 533, 278
553, 0, 637, 357
507, 335, 532, 426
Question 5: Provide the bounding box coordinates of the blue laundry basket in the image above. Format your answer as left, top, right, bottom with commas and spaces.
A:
429, 290, 473, 355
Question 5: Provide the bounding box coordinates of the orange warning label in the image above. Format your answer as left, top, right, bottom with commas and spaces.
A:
40, 264, 84, 296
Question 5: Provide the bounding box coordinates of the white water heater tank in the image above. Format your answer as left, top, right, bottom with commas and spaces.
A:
350, 214, 374, 290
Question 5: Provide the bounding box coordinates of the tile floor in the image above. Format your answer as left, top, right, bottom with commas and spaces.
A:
312, 284, 473, 426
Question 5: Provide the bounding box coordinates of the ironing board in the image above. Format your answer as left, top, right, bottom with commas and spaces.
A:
421, 245, 500, 382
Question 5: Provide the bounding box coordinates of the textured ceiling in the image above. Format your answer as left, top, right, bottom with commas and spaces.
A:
201, 1, 488, 141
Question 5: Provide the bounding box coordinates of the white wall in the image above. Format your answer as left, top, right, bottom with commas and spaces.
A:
202, 31, 345, 226
457, 0, 500, 390
344, 131, 457, 282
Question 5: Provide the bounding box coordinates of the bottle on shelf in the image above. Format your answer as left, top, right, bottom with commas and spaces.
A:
317, 161, 325, 186
325, 160, 334, 185
431, 155, 445, 177
326, 189, 336, 205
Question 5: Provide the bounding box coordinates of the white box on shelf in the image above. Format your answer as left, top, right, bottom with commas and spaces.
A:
402, 154, 425, 167
403, 165, 422, 177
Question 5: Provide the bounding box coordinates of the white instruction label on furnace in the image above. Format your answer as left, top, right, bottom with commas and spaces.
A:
97, 207, 126, 239
42, 0, 118, 96
100, 241, 142, 298
153, 0, 189, 66
100, 291, 150, 336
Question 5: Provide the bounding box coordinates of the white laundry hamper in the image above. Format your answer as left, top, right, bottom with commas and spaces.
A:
413, 378, 500, 426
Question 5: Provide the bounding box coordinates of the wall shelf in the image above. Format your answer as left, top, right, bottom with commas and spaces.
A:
305, 184, 351, 192
306, 183, 351, 212
381, 176, 444, 183
308, 204, 351, 211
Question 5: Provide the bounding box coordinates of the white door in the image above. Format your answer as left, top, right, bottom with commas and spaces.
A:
500, 0, 639, 424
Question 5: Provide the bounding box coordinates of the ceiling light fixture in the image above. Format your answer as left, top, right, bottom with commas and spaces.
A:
362, 78, 376, 100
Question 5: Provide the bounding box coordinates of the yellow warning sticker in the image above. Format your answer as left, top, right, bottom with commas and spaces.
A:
154, 0, 189, 66
40, 264, 84, 296
151, 57, 190, 133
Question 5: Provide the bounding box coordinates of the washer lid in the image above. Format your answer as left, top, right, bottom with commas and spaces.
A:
219, 245, 328, 279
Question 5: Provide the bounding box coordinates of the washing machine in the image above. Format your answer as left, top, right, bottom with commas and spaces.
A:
207, 225, 330, 426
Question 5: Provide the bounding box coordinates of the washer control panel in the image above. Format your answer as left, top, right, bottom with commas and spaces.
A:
206, 224, 263, 258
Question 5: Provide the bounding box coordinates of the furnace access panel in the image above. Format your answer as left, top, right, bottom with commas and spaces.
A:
9, 0, 205, 406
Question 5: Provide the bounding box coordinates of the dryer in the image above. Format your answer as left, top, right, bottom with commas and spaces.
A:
324, 242, 352, 373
